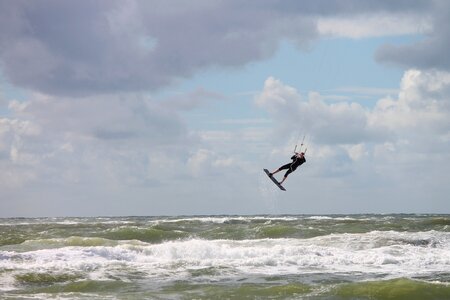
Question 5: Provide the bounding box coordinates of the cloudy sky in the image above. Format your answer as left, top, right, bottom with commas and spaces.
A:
1, 0, 449, 217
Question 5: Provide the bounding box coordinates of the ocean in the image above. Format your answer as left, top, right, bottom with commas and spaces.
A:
0, 214, 449, 299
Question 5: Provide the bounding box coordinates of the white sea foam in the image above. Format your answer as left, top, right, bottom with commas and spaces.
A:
306, 216, 374, 221
1, 230, 449, 291
307, 216, 334, 220
151, 215, 299, 224
0, 219, 136, 226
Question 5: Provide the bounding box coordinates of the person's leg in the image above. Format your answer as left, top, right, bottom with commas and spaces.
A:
280, 168, 293, 184
271, 163, 290, 176
270, 169, 280, 176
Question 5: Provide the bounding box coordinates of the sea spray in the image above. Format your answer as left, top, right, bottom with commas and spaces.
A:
258, 172, 281, 213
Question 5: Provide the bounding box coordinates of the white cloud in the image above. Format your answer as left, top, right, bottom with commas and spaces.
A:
187, 149, 214, 177
187, 148, 239, 177
345, 143, 368, 161
255, 77, 372, 145
317, 13, 431, 39
369, 69, 450, 134
257, 69, 450, 147
255, 77, 300, 113
0, 93, 194, 190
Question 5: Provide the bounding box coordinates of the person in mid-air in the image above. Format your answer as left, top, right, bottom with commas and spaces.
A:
269, 152, 306, 185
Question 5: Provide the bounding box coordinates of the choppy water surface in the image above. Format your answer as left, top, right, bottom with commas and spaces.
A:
1, 214, 449, 299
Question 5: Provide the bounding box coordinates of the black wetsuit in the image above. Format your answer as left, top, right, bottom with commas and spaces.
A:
278, 155, 306, 178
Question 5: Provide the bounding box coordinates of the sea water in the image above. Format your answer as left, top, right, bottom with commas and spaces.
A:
0, 215, 449, 299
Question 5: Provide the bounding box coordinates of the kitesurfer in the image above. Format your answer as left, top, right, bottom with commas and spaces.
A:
269, 152, 306, 185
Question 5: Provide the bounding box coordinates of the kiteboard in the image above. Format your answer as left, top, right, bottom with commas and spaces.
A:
263, 169, 286, 191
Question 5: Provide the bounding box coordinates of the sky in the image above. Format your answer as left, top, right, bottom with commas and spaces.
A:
1, 0, 449, 217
